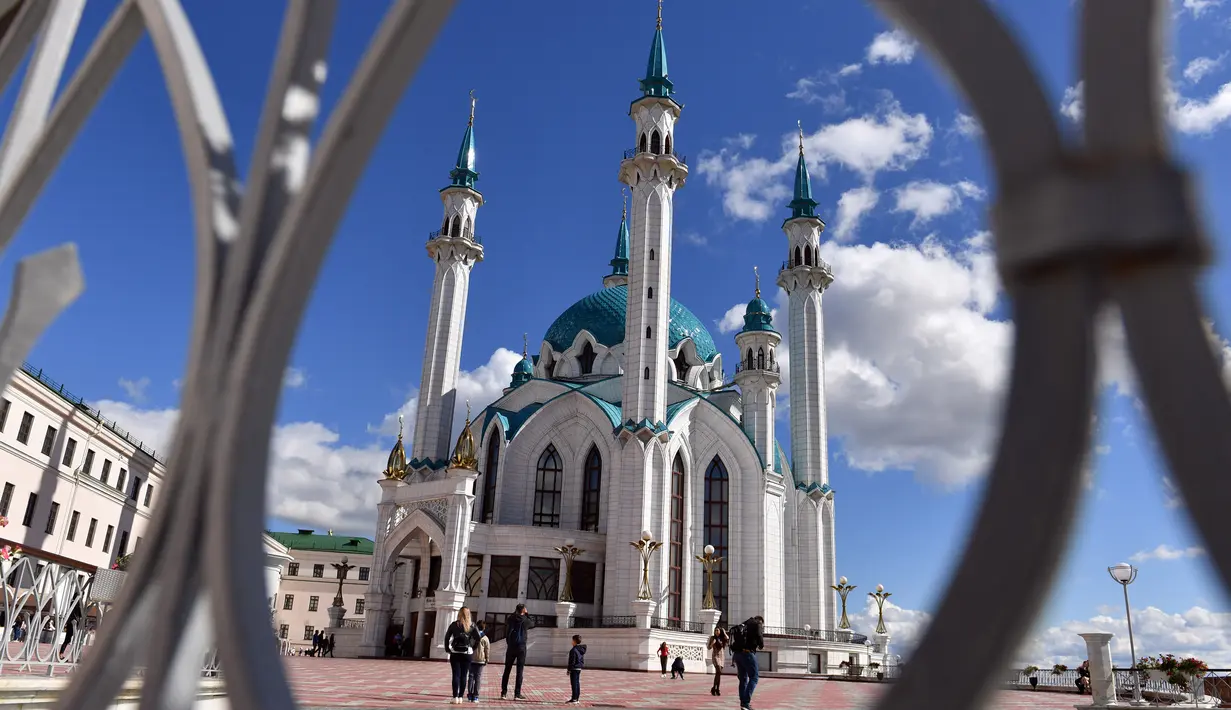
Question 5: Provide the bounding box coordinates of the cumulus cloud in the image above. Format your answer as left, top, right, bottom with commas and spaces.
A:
892, 180, 986, 227
1184, 54, 1226, 84
951, 112, 982, 138
117, 376, 151, 403
849, 595, 932, 657
96, 348, 521, 534
1181, 0, 1223, 17
1061, 79, 1231, 134
866, 29, 918, 65
831, 186, 880, 241
785, 64, 863, 113
283, 367, 308, 389
1130, 544, 1206, 562
697, 100, 932, 222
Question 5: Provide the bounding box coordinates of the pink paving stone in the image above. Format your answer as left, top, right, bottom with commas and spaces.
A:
287, 658, 1086, 709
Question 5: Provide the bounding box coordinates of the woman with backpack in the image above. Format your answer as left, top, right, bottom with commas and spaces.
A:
707, 626, 729, 696
443, 607, 480, 704
657, 642, 670, 677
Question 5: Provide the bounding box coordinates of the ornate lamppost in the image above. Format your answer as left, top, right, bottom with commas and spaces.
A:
694, 544, 723, 610
630, 530, 663, 601
554, 540, 584, 603
1109, 563, 1148, 706
331, 555, 357, 607
868, 583, 891, 635
832, 575, 856, 630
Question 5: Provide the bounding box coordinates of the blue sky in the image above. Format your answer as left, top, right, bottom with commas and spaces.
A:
4, 0, 1230, 664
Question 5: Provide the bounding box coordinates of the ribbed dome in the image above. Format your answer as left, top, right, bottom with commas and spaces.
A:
542, 285, 718, 362
741, 296, 775, 333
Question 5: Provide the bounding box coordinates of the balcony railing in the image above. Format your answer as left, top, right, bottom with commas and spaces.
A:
650, 617, 705, 634
427, 230, 483, 245
571, 615, 637, 629
1004, 668, 1231, 706
735, 360, 781, 375
780, 257, 834, 273
622, 147, 688, 165
762, 625, 869, 645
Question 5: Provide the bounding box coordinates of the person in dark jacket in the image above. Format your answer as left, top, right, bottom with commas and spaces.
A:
730, 616, 765, 710
500, 604, 534, 700
670, 656, 686, 679
565, 634, 586, 704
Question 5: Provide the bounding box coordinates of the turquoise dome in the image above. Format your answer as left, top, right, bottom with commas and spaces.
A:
543, 285, 718, 362
513, 356, 533, 375
741, 296, 776, 333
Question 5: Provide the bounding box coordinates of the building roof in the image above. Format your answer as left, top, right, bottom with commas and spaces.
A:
542, 285, 719, 362
267, 529, 375, 555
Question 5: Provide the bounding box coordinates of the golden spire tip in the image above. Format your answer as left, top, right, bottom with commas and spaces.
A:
397, 413, 404, 439
465, 398, 471, 422
622, 187, 628, 218
656, 0, 663, 29
523, 333, 529, 358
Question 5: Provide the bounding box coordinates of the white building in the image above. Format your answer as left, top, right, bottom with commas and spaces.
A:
357, 8, 885, 674
0, 362, 165, 572
268, 529, 373, 651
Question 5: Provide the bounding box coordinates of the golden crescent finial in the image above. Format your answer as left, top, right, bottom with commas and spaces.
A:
469, 90, 476, 126
397, 413, 404, 439
657, 0, 663, 29
754, 266, 761, 298
523, 333, 529, 357
622, 187, 628, 218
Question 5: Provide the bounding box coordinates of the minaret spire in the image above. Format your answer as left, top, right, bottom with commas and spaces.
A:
639, 1, 673, 98
754, 265, 761, 298
522, 332, 529, 358
657, 0, 663, 29
788, 121, 819, 221
604, 191, 631, 288
448, 92, 479, 190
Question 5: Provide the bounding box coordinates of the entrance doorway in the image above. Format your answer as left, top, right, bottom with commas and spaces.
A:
420, 611, 437, 658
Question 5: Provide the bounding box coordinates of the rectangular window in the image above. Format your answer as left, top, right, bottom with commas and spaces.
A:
465, 554, 484, 597
487, 555, 520, 599
0, 398, 9, 432
130, 477, 141, 501
303, 626, 314, 641
83, 449, 95, 474
85, 518, 97, 547
279, 624, 289, 639
41, 426, 56, 455
0, 483, 13, 517
527, 557, 559, 601
287, 562, 299, 576
355, 598, 365, 615
308, 596, 319, 612
115, 469, 126, 492
143, 484, 153, 507
283, 594, 294, 610
62, 438, 76, 467
67, 511, 80, 541
21, 493, 37, 526
358, 566, 370, 581
312, 564, 324, 578
45, 502, 59, 535
102, 525, 114, 553
100, 460, 111, 485
483, 612, 508, 643
571, 561, 597, 605
16, 412, 32, 444
116, 530, 129, 557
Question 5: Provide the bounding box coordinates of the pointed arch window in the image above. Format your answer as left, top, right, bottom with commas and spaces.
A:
704, 456, 730, 618
450, 215, 461, 237
804, 245, 813, 266
673, 351, 690, 382
464, 216, 473, 239
650, 130, 662, 154
649, 249, 655, 261
533, 446, 563, 528
757, 348, 766, 370
580, 447, 602, 532
481, 434, 500, 523
647, 287, 653, 299
665, 133, 672, 156
746, 348, 754, 369
639, 133, 648, 153
646, 326, 652, 339
794, 246, 802, 267
578, 341, 597, 376
442, 217, 450, 233
668, 454, 686, 621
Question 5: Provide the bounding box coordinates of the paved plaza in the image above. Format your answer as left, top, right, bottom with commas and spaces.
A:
288, 658, 1085, 709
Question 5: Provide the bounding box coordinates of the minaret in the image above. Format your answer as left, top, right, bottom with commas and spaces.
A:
617, 1, 688, 427
603, 191, 631, 289
410, 92, 485, 468
776, 122, 833, 486
733, 267, 781, 467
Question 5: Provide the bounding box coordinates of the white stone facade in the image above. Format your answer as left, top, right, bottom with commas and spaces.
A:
269, 529, 374, 652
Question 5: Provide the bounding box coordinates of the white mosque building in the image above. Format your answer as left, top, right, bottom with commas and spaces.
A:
355, 8, 887, 674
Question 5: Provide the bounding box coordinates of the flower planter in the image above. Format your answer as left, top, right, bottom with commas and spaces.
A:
91, 567, 128, 603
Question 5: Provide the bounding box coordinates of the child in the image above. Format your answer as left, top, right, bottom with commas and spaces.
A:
467, 620, 490, 702
670, 656, 685, 679
566, 634, 586, 705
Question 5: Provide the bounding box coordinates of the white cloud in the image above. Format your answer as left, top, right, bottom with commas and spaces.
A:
892, 180, 986, 227
681, 232, 708, 247
716, 304, 746, 335
837, 63, 863, 78
831, 186, 880, 241
1130, 544, 1206, 562
952, 111, 982, 138
1061, 82, 1085, 123
723, 134, 756, 150
786, 65, 863, 111
1182, 0, 1223, 17
866, 29, 918, 65
283, 367, 308, 389
849, 595, 932, 657
1183, 54, 1226, 84
117, 376, 150, 403
1061, 78, 1231, 134
786, 77, 824, 104
96, 348, 521, 534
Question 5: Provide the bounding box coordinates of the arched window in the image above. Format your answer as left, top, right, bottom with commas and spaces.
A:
580, 447, 602, 532
644, 367, 650, 380
544, 356, 555, 379
665, 133, 672, 156
578, 341, 597, 376
481, 434, 500, 523
648, 287, 653, 299
804, 245, 813, 266
533, 446, 563, 528
646, 326, 652, 339
442, 218, 449, 233
639, 133, 648, 153
650, 130, 662, 154
649, 249, 656, 261
746, 348, 754, 369
704, 456, 730, 618
673, 351, 690, 382
668, 454, 686, 621
757, 348, 766, 370
463, 216, 473, 239
450, 215, 461, 237
794, 246, 802, 267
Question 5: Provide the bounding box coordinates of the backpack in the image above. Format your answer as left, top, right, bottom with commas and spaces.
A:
507, 618, 526, 647
728, 623, 746, 652
448, 625, 472, 654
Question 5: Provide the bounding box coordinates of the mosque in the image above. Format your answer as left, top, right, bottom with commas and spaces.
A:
355, 6, 887, 673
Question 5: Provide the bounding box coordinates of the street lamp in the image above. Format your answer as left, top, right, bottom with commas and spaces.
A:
803, 623, 815, 673
554, 540, 584, 603
868, 584, 891, 635
630, 530, 663, 601
1109, 562, 1147, 706
694, 544, 724, 611
331, 555, 356, 608
832, 575, 856, 630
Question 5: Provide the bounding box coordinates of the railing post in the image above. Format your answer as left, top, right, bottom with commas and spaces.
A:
1079, 632, 1118, 707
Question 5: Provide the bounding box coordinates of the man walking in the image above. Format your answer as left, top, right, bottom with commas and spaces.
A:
729, 615, 764, 710
500, 604, 534, 700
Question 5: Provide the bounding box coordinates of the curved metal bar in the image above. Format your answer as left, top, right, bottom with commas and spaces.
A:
0, 2, 54, 128
1081, 0, 1168, 156
0, 244, 84, 384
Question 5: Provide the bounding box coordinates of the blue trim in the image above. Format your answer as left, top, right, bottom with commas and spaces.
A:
407, 457, 450, 471
796, 481, 833, 496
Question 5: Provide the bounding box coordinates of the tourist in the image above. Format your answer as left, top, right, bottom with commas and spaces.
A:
467, 620, 490, 702
729, 615, 765, 710
1076, 660, 1090, 694
707, 626, 729, 696
326, 633, 336, 658
444, 607, 480, 704
657, 642, 670, 677
391, 631, 403, 658
500, 604, 534, 700
670, 656, 685, 679
311, 630, 321, 657
565, 634, 586, 705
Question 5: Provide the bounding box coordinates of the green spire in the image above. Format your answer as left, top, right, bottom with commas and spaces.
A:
448, 91, 479, 190
741, 267, 776, 333
638, 1, 674, 98
610, 193, 630, 277
787, 121, 819, 220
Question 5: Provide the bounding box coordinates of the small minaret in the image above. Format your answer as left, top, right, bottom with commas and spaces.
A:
776, 121, 833, 486
411, 92, 485, 467
617, 1, 688, 427
604, 191, 631, 289
508, 334, 534, 391
733, 267, 781, 467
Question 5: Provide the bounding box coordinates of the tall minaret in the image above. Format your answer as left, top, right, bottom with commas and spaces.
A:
603, 191, 631, 289
733, 267, 781, 467
776, 122, 833, 486
617, 0, 688, 427
410, 93, 485, 467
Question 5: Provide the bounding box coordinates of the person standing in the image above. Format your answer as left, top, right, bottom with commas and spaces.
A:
467, 620, 490, 702
657, 642, 670, 677
729, 615, 765, 710
565, 634, 586, 705
326, 633, 336, 658
500, 604, 534, 700
444, 607, 480, 704
707, 626, 729, 696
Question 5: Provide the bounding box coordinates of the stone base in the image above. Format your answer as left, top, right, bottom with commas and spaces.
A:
555, 601, 577, 629
326, 605, 347, 628
630, 599, 656, 630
